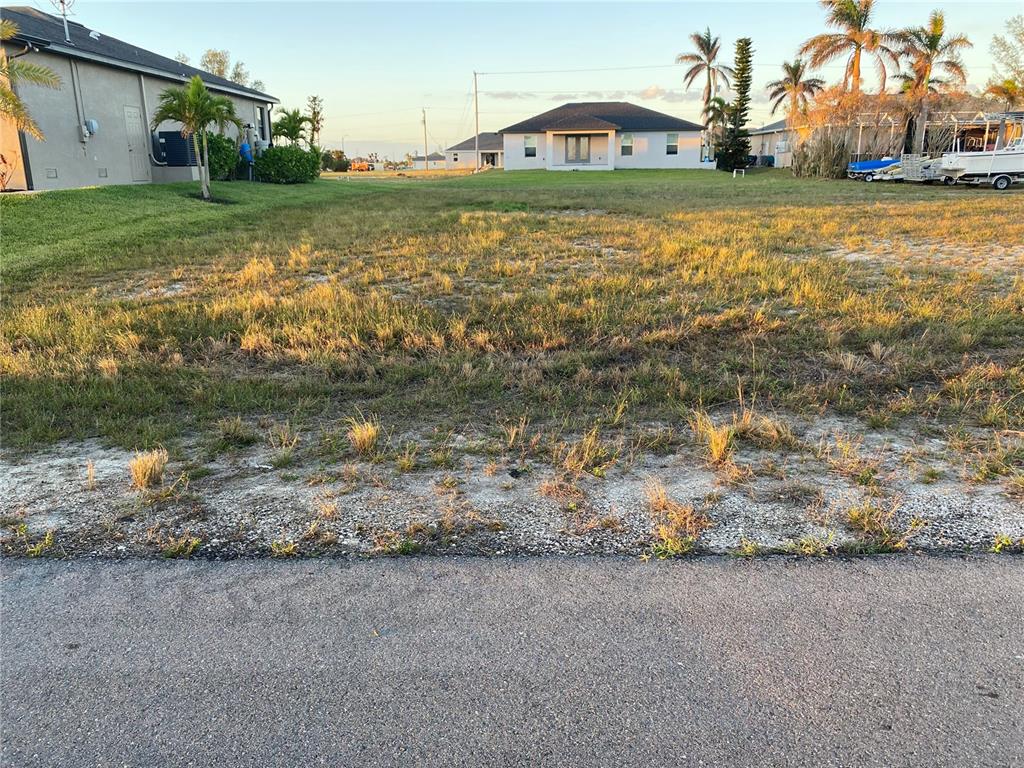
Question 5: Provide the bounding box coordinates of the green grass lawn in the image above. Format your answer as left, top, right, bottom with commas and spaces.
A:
2, 170, 1022, 473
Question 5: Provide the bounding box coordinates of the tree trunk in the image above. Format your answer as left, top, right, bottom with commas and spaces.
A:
914, 97, 929, 155
201, 130, 211, 199
850, 49, 861, 94
192, 133, 210, 200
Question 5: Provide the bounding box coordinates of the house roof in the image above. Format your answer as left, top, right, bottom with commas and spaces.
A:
501, 102, 703, 134
1, 6, 277, 102
446, 132, 504, 152
749, 119, 789, 135
412, 152, 446, 161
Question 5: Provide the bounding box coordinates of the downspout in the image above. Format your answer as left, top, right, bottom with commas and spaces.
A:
138, 73, 167, 165
17, 122, 35, 191
69, 60, 87, 143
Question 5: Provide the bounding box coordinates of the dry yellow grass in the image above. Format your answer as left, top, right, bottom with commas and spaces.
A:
129, 448, 168, 489
346, 413, 381, 456
646, 479, 712, 541
689, 411, 734, 465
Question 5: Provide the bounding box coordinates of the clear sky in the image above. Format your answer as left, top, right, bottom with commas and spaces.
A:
12, 0, 1016, 158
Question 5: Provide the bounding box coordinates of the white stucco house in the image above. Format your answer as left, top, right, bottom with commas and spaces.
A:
0, 6, 278, 192
410, 152, 445, 170
500, 102, 711, 171
445, 133, 504, 169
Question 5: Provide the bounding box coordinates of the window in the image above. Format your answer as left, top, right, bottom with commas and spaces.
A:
524, 135, 537, 157
257, 106, 266, 141
453, 153, 458, 163
666, 133, 678, 155
621, 133, 633, 156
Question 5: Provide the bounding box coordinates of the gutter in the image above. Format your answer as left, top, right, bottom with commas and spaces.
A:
40, 42, 280, 104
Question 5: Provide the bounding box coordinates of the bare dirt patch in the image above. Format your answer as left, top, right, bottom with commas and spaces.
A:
3, 416, 1021, 559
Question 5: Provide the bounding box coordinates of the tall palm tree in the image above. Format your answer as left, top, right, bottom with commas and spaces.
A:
0, 20, 62, 140
985, 79, 1022, 110
766, 59, 826, 117
899, 10, 971, 152
272, 108, 310, 146
677, 28, 735, 112
151, 76, 241, 200
799, 0, 901, 94
899, 11, 970, 93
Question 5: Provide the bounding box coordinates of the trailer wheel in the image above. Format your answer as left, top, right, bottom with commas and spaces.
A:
992, 175, 1012, 191
942, 176, 956, 186
863, 173, 874, 183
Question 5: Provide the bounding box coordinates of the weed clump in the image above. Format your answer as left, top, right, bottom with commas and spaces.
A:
645, 479, 712, 559
129, 448, 168, 490
347, 413, 381, 456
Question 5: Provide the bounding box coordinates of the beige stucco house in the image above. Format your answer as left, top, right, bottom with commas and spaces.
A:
1, 6, 278, 191
748, 119, 794, 168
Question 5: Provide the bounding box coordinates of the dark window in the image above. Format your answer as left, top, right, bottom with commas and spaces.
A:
257, 106, 266, 141
666, 133, 678, 155
621, 133, 633, 156
525, 135, 537, 157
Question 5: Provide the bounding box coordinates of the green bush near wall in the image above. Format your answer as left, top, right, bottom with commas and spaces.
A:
206, 133, 240, 181
254, 145, 322, 184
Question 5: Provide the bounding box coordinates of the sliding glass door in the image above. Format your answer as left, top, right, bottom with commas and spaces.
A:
565, 135, 590, 164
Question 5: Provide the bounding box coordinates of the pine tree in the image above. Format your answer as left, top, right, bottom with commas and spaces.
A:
717, 38, 753, 171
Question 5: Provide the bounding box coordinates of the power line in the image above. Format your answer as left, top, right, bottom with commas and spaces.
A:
477, 63, 684, 75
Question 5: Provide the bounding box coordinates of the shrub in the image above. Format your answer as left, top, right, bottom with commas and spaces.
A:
206, 132, 239, 181
255, 145, 321, 184
792, 134, 849, 178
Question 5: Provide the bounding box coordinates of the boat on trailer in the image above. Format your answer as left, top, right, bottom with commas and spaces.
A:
938, 112, 1024, 190
847, 157, 899, 182
940, 139, 1024, 190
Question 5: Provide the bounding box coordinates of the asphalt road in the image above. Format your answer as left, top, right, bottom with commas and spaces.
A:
2, 556, 1022, 768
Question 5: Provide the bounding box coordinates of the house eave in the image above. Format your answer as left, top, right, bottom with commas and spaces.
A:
38, 42, 279, 103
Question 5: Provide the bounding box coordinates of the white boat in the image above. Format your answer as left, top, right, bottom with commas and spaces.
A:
940, 139, 1024, 190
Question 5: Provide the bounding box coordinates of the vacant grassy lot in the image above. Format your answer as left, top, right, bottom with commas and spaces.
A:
2, 170, 1022, 557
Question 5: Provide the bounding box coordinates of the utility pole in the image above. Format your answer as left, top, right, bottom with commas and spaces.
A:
422, 108, 429, 171
473, 71, 480, 171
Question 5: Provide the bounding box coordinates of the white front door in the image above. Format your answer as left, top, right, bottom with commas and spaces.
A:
124, 106, 152, 182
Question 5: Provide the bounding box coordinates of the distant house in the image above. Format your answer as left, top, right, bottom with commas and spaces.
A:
445, 133, 504, 169
0, 6, 278, 191
499, 102, 711, 171
748, 119, 794, 167
411, 152, 445, 170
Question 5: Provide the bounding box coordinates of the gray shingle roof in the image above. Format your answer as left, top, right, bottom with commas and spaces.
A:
749, 119, 789, 135
500, 102, 703, 134
1, 6, 277, 102
412, 153, 445, 161
446, 133, 503, 152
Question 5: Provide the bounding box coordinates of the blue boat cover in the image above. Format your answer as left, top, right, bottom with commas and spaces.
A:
848, 158, 899, 172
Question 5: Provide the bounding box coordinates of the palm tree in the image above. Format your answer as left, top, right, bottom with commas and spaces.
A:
677, 28, 735, 113
985, 79, 1022, 110
272, 108, 310, 146
701, 96, 729, 156
766, 59, 826, 117
799, 0, 902, 94
0, 20, 62, 140
898, 10, 971, 153
151, 76, 241, 200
